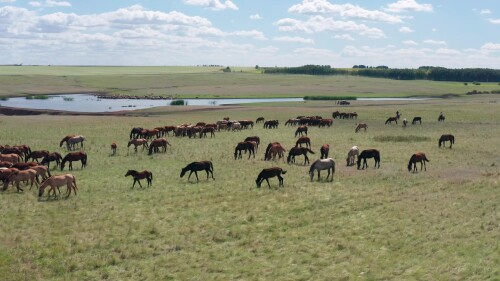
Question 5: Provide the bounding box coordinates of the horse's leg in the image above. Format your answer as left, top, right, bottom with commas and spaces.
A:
278, 175, 284, 187
137, 179, 143, 188
304, 154, 309, 165
265, 178, 271, 189
132, 179, 136, 188
187, 171, 193, 181
194, 171, 199, 182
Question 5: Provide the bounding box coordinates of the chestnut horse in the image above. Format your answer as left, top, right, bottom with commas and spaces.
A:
408, 152, 430, 172
0, 153, 21, 164
8, 169, 38, 192
27, 150, 49, 163
61, 152, 87, 171
125, 170, 153, 188
439, 134, 455, 148
357, 149, 380, 170
200, 127, 216, 138
180, 161, 214, 182
148, 138, 171, 155
295, 136, 311, 148
256, 117, 265, 124
256, 167, 286, 188
38, 174, 77, 198
128, 138, 149, 152
287, 147, 315, 165
244, 136, 260, 149
320, 144, 330, 159
265, 143, 286, 161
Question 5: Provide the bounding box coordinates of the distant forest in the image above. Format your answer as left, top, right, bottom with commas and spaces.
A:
262, 65, 500, 82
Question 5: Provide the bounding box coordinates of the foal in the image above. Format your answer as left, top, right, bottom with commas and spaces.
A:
111, 142, 117, 155
320, 144, 329, 159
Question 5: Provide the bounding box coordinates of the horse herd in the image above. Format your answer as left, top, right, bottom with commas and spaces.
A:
0, 110, 455, 195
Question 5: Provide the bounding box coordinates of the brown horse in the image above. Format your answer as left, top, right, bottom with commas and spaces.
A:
60, 135, 76, 147
385, 117, 398, 124
125, 170, 153, 188
320, 144, 330, 159
148, 138, 171, 155
256, 167, 286, 188
61, 152, 87, 171
287, 147, 315, 165
40, 152, 63, 170
439, 134, 455, 148
295, 126, 308, 137
180, 161, 214, 182
256, 117, 265, 124
200, 127, 216, 138
438, 113, 445, 122
128, 138, 149, 152
0, 147, 24, 161
30, 165, 51, 182
244, 136, 260, 149
408, 152, 430, 172
38, 174, 77, 198
355, 123, 368, 133
111, 142, 117, 155
234, 142, 255, 160
129, 127, 144, 139
295, 136, 311, 148
357, 149, 381, 170
0, 153, 21, 164
27, 150, 49, 163
7, 169, 37, 192
12, 161, 38, 170
265, 143, 286, 161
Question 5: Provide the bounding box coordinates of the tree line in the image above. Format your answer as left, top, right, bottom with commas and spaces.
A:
263, 65, 500, 82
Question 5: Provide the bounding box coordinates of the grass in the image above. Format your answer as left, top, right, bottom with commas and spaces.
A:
373, 135, 431, 142
0, 95, 498, 280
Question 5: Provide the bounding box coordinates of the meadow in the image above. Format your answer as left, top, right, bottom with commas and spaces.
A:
0, 94, 498, 280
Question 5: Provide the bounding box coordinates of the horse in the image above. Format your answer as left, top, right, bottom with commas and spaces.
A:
287, 147, 315, 165
0, 153, 21, 164
346, 146, 359, 166
256, 167, 286, 188
256, 117, 265, 124
180, 161, 214, 182
320, 144, 329, 159
439, 134, 455, 148
408, 152, 430, 172
148, 138, 171, 155
67, 135, 85, 151
129, 127, 144, 139
27, 150, 49, 163
59, 135, 76, 147
200, 127, 216, 138
295, 126, 308, 137
0, 147, 24, 161
61, 152, 87, 171
7, 169, 38, 192
30, 165, 51, 182
402, 118, 408, 128
412, 117, 422, 125
264, 142, 279, 160
127, 138, 149, 152
295, 136, 311, 148
125, 170, 153, 188
234, 142, 255, 160
0, 161, 12, 168
309, 158, 335, 182
38, 174, 77, 198
438, 113, 445, 122
40, 152, 63, 170
385, 117, 398, 124
12, 161, 38, 170
111, 143, 117, 155
355, 123, 368, 133
244, 136, 260, 150
357, 149, 381, 170
264, 143, 286, 161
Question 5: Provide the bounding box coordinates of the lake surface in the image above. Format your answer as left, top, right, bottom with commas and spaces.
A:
0, 94, 432, 112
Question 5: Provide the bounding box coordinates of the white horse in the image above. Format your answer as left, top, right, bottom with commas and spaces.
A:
346, 146, 359, 166
67, 135, 85, 151
309, 158, 335, 182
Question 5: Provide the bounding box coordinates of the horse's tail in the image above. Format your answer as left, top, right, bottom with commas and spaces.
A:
209, 161, 214, 172
264, 143, 272, 160
408, 158, 413, 172
73, 176, 77, 190
423, 154, 430, 162
148, 145, 153, 155
307, 148, 315, 154
438, 139, 441, 147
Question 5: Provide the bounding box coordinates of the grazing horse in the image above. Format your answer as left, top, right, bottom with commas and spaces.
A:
346, 146, 359, 166
128, 138, 149, 152
148, 138, 171, 155
385, 117, 398, 124
264, 143, 286, 162
295, 126, 308, 137
403, 118, 408, 127
125, 170, 153, 188
111, 142, 117, 155
61, 152, 87, 171
256, 117, 265, 124
8, 169, 38, 192
180, 161, 214, 182
0, 153, 21, 164
264, 142, 280, 161
438, 113, 445, 122
412, 117, 422, 125
234, 142, 255, 160
357, 149, 381, 170
244, 136, 260, 149
320, 144, 329, 159
355, 123, 368, 133
295, 136, 311, 148
408, 152, 430, 172
27, 150, 49, 163
59, 135, 76, 147
67, 135, 85, 151
30, 165, 51, 182
200, 127, 216, 138
38, 174, 77, 198
287, 147, 315, 165
256, 167, 286, 188
309, 158, 335, 182
40, 152, 62, 170
129, 127, 144, 139
439, 134, 455, 148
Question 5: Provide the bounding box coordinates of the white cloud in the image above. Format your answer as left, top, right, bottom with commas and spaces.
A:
275, 16, 386, 38
29, 0, 71, 7
274, 36, 314, 44
423, 39, 446, 45
249, 14, 262, 20
385, 0, 433, 13
288, 0, 403, 23
481, 43, 500, 51
399, 26, 413, 33
480, 9, 491, 14
334, 34, 354, 41
29, 1, 42, 7
183, 0, 238, 11
488, 18, 500, 24
431, 28, 437, 32
435, 48, 461, 55
0, 0, 16, 3
403, 40, 418, 45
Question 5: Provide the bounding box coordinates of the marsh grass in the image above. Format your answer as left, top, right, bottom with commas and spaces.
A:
0, 96, 498, 280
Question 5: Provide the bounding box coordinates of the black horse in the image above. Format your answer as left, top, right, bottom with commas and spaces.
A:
40, 152, 63, 170
234, 141, 255, 160
256, 167, 286, 188
180, 161, 214, 182
439, 134, 455, 148
129, 127, 144, 139
412, 117, 422, 125
357, 149, 381, 170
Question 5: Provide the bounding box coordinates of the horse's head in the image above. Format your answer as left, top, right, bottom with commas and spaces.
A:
256, 178, 262, 188
60, 162, 65, 171
125, 170, 134, 177
180, 168, 186, 178
38, 178, 50, 197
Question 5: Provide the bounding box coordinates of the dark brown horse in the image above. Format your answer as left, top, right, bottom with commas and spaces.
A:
408, 152, 430, 172
59, 135, 76, 147
40, 152, 63, 170
295, 136, 311, 148
439, 134, 455, 148
256, 167, 286, 188
438, 113, 445, 122
412, 117, 422, 125
320, 144, 330, 159
200, 127, 216, 138
264, 143, 286, 161
111, 143, 117, 155
27, 150, 49, 163
295, 125, 308, 137
287, 147, 315, 165
357, 149, 381, 170
256, 117, 265, 124
129, 127, 144, 139
125, 170, 153, 188
180, 161, 214, 182
355, 123, 368, 133
385, 117, 398, 124
244, 136, 260, 148
148, 138, 171, 155
234, 141, 255, 160
61, 152, 87, 171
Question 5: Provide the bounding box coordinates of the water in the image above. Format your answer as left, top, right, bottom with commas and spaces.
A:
0, 94, 432, 112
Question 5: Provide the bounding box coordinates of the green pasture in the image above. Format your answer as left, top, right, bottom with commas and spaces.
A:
0, 96, 498, 280
0, 66, 499, 99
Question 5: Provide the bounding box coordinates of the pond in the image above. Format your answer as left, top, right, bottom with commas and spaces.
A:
0, 94, 432, 113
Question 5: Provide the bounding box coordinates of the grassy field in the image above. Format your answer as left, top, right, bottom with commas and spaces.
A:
1, 66, 499, 99
0, 95, 498, 280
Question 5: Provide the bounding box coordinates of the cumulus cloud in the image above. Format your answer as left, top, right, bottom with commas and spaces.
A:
0, 0, 16, 3
385, 0, 433, 13
480, 9, 491, 14
274, 36, 314, 44
334, 34, 354, 41
481, 43, 500, 51
403, 40, 418, 45
488, 18, 500, 24
30, 0, 71, 7
249, 14, 262, 20
183, 0, 238, 11
435, 48, 461, 55
399, 26, 413, 33
288, 0, 403, 23
423, 39, 446, 45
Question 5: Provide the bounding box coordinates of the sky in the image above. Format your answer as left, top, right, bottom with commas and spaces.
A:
0, 0, 499, 68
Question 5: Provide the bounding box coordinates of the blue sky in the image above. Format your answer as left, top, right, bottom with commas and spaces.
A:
0, 0, 499, 68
